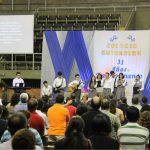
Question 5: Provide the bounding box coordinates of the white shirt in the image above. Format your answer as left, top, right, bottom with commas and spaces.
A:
68, 80, 84, 89
41, 85, 52, 96
12, 77, 25, 87
53, 77, 66, 88
103, 78, 112, 91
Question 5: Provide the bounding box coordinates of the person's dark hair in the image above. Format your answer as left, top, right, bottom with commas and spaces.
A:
58, 72, 62, 76
43, 81, 48, 84
141, 104, 150, 113
27, 98, 38, 112
41, 95, 49, 103
119, 73, 124, 79
89, 75, 96, 88
91, 97, 101, 110
92, 113, 111, 135
101, 99, 110, 110
141, 96, 148, 104
37, 99, 44, 110
126, 106, 140, 122
8, 112, 27, 136
96, 73, 102, 79
16, 72, 21, 75
76, 103, 89, 116
105, 72, 110, 76
75, 74, 79, 77
71, 93, 76, 100
109, 99, 117, 114
55, 94, 64, 103
108, 94, 114, 100
19, 110, 30, 120
12, 128, 35, 150
136, 75, 140, 79
61, 116, 89, 149
110, 71, 115, 75
132, 97, 139, 105
121, 97, 127, 104
10, 93, 20, 106
66, 97, 71, 103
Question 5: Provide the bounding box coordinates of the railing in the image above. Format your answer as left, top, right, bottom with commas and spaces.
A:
0, 61, 41, 70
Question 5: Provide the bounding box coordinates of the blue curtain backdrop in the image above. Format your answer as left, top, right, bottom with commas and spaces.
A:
45, 31, 93, 89
143, 70, 150, 104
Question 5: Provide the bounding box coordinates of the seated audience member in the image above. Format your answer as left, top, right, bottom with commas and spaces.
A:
0, 83, 9, 106
0, 112, 27, 149
55, 116, 92, 149
41, 81, 52, 97
139, 111, 150, 149
47, 94, 70, 140
101, 99, 121, 139
14, 93, 29, 112
1, 110, 43, 146
81, 94, 89, 104
90, 114, 119, 149
65, 97, 76, 119
141, 104, 150, 112
0, 105, 7, 139
1, 105, 9, 120
117, 106, 149, 150
76, 103, 89, 116
141, 96, 148, 106
36, 99, 49, 134
131, 96, 142, 111
12, 128, 37, 150
109, 99, 124, 124
6, 93, 20, 115
82, 96, 101, 138
28, 98, 44, 137
70, 93, 78, 107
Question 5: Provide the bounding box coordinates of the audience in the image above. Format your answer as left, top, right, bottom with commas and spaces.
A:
117, 106, 149, 150
76, 103, 89, 116
12, 128, 36, 150
101, 99, 121, 139
47, 94, 70, 140
141, 96, 148, 106
109, 99, 125, 124
66, 97, 77, 119
14, 93, 29, 112
82, 96, 101, 138
28, 98, 44, 137
131, 96, 142, 111
90, 114, 119, 149
55, 116, 92, 149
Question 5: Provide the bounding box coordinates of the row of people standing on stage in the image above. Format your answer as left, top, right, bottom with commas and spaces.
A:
42, 71, 143, 101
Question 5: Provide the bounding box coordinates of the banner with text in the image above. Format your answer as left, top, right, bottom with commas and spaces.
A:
94, 31, 150, 100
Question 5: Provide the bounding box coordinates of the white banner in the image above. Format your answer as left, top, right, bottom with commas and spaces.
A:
94, 31, 150, 102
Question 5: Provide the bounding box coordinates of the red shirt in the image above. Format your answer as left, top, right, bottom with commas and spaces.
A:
29, 111, 44, 136
66, 105, 77, 119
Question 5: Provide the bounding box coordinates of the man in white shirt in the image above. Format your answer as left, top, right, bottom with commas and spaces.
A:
68, 74, 84, 104
12, 72, 25, 93
41, 81, 52, 97
53, 72, 66, 95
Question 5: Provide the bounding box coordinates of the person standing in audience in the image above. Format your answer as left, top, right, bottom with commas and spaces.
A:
131, 96, 142, 111
14, 93, 29, 112
68, 74, 84, 104
88, 75, 97, 98
28, 98, 45, 137
82, 96, 101, 138
115, 73, 126, 100
41, 81, 52, 98
47, 94, 70, 141
55, 116, 92, 149
133, 75, 143, 99
117, 106, 149, 150
53, 72, 66, 95
110, 99, 125, 124
96, 73, 103, 96
139, 111, 150, 149
12, 128, 37, 150
90, 114, 119, 149
65, 97, 76, 119
101, 99, 121, 139
103, 72, 112, 98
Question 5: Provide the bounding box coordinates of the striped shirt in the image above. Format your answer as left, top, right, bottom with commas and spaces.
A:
117, 123, 149, 150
